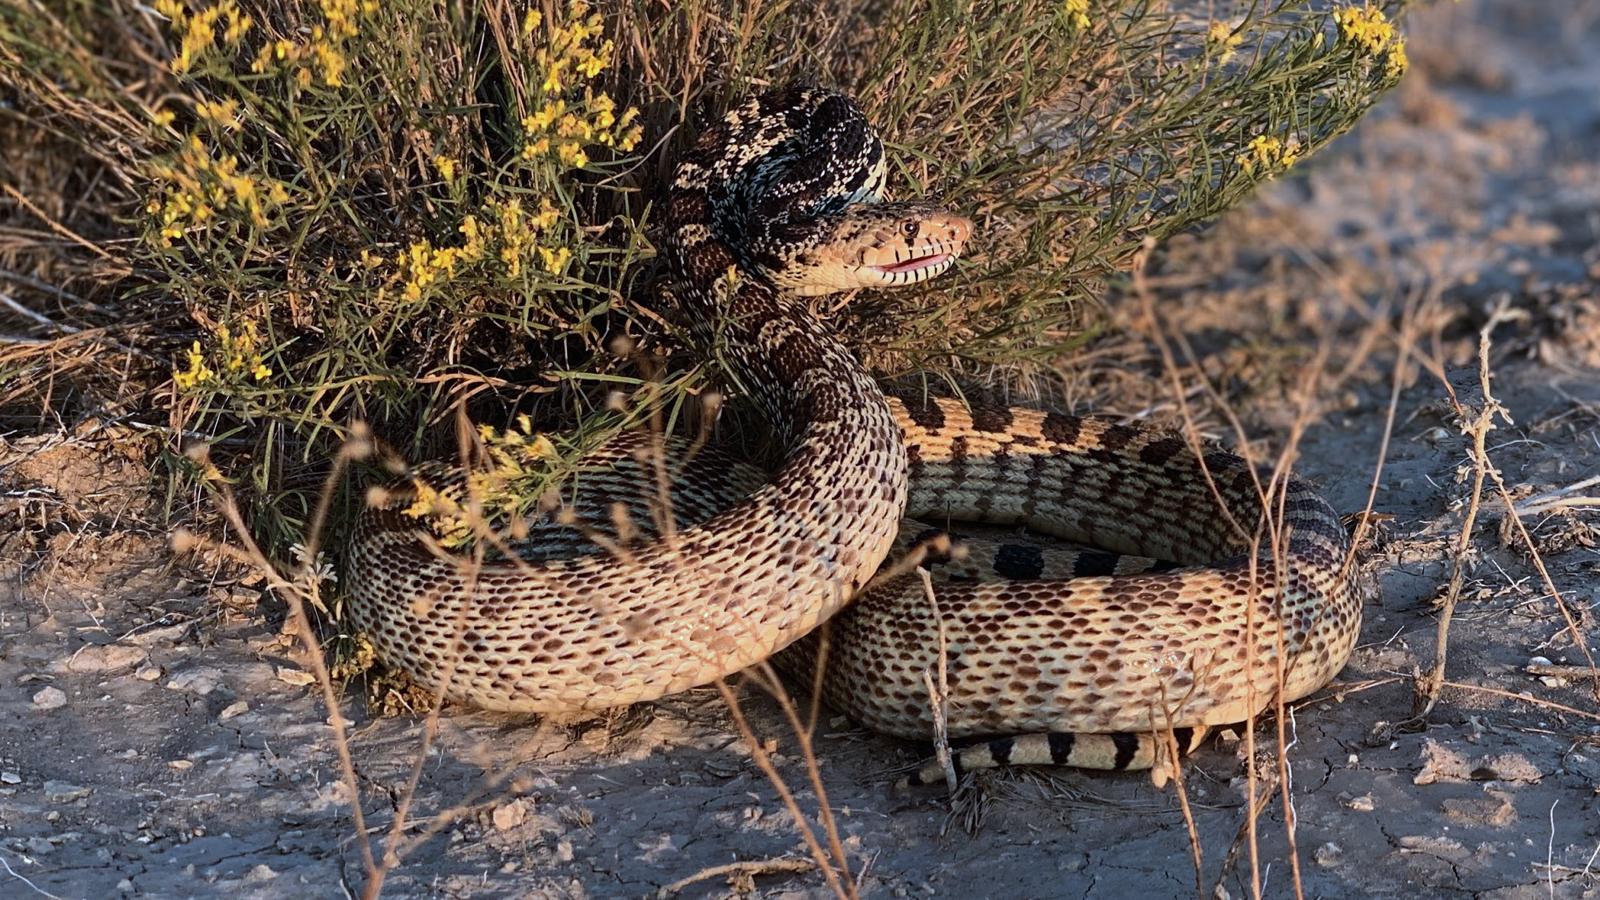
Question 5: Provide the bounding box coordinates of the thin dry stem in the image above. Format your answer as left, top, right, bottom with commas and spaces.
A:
916, 566, 957, 793
654, 858, 814, 898
714, 680, 856, 900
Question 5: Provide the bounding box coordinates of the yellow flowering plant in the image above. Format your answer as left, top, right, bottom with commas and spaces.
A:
2, 0, 1412, 592
400, 415, 572, 550
1334, 4, 1410, 79
172, 319, 274, 392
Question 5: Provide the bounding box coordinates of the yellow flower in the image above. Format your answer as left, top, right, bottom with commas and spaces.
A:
541, 60, 565, 95
523, 99, 566, 132
575, 48, 607, 79
173, 9, 218, 73
1332, 3, 1408, 80
173, 340, 214, 390
1236, 133, 1301, 174
1333, 5, 1396, 56
458, 215, 486, 260
1207, 21, 1243, 64
222, 2, 253, 44
1063, 0, 1089, 30
556, 141, 588, 168
1384, 38, 1408, 79
532, 198, 561, 230
434, 155, 457, 182
591, 93, 616, 129
195, 98, 240, 130
403, 480, 443, 519
539, 246, 572, 274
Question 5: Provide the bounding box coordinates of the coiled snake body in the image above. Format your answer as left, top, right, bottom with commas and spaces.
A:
348, 86, 1365, 780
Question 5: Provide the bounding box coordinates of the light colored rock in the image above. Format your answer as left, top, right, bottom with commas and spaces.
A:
218, 701, 249, 721
493, 798, 529, 831
167, 667, 223, 696
274, 667, 316, 687
52, 643, 145, 675
32, 686, 67, 710
126, 623, 190, 647
1344, 793, 1375, 812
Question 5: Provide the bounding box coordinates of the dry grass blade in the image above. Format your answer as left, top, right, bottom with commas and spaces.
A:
916, 567, 957, 794
714, 681, 857, 900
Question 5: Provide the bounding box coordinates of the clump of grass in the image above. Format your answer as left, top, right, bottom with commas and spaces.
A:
2, 0, 1412, 588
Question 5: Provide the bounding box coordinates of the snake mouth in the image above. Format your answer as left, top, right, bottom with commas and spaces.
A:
867, 249, 956, 283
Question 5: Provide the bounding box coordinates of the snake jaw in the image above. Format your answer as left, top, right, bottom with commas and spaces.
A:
863, 239, 961, 285
763, 200, 972, 296
857, 212, 972, 287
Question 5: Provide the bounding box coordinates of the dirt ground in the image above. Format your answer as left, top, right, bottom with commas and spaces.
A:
4, 2, 1600, 897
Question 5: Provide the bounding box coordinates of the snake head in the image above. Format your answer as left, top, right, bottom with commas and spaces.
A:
773, 203, 974, 297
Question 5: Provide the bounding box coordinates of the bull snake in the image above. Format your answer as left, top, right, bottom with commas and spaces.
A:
346, 85, 1365, 783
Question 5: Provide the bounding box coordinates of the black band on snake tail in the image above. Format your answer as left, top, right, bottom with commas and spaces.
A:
899, 727, 1213, 788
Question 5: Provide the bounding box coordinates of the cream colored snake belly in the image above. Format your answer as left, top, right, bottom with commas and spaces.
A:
346, 84, 1365, 776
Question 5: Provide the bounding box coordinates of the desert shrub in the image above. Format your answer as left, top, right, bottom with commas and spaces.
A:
0, 0, 1411, 599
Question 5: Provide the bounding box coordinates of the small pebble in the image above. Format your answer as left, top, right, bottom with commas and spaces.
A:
135, 664, 163, 682
218, 701, 249, 721
1, 771, 21, 785
167, 667, 223, 696
493, 798, 529, 831
169, 760, 194, 771
55, 643, 145, 674
1345, 793, 1376, 812
1314, 842, 1343, 867
275, 667, 316, 687
1057, 852, 1089, 873
32, 686, 67, 710
246, 864, 277, 881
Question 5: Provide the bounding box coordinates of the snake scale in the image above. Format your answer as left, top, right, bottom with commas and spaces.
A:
347, 85, 1365, 782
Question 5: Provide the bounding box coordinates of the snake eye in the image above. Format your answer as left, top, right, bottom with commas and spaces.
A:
901, 221, 919, 238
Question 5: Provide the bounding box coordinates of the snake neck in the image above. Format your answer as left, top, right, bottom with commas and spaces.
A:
668, 242, 880, 447
662, 86, 890, 447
